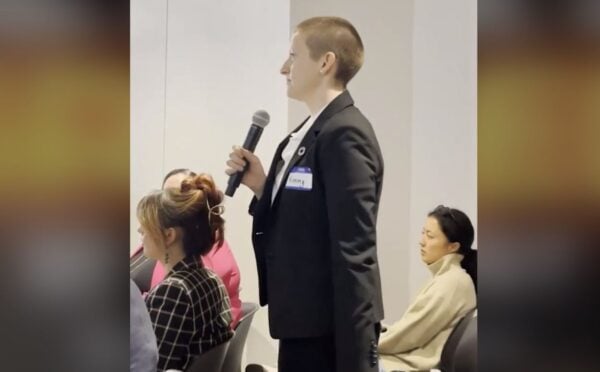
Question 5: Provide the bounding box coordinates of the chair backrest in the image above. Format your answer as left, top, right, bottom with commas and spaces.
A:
439, 309, 477, 372
221, 302, 261, 372
130, 254, 156, 294
185, 340, 230, 372
452, 310, 477, 372
244, 364, 270, 372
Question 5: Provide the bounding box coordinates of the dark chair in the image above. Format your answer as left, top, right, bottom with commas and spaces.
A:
130, 252, 156, 293
439, 309, 477, 372
185, 340, 231, 372
244, 364, 273, 372
222, 302, 261, 372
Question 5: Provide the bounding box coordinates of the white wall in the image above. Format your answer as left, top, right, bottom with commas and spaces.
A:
408, 0, 477, 298
131, 0, 168, 236
131, 0, 289, 365
131, 0, 476, 367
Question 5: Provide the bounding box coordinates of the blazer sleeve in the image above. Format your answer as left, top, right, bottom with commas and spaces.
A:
319, 124, 382, 372
248, 197, 259, 216
377, 278, 462, 354
146, 281, 193, 371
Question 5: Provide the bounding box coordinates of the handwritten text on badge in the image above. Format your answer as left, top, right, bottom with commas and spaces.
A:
285, 167, 313, 191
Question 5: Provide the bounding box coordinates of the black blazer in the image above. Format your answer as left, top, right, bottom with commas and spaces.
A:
249, 91, 385, 371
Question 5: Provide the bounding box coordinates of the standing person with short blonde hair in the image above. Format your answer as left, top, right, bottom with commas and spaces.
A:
226, 16, 384, 372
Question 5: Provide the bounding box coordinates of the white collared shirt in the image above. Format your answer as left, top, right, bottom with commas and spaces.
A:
271, 105, 327, 203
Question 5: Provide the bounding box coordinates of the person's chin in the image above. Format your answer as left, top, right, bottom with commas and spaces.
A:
142, 247, 154, 259
287, 92, 305, 103
286, 88, 296, 99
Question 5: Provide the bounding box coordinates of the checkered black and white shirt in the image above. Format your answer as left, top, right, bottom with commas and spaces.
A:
145, 256, 233, 372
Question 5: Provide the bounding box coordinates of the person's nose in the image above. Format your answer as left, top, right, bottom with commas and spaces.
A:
280, 58, 290, 75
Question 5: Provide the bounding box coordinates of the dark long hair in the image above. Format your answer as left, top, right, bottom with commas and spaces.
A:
428, 205, 477, 291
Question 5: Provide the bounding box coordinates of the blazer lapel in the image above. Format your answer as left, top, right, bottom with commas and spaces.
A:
259, 135, 291, 211
271, 90, 355, 208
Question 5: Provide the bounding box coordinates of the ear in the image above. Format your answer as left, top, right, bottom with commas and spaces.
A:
448, 242, 461, 254
320, 51, 337, 75
163, 227, 178, 247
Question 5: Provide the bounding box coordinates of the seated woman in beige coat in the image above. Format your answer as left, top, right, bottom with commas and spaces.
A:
378, 205, 477, 372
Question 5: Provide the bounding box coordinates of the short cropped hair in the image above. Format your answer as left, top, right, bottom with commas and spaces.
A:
296, 16, 364, 87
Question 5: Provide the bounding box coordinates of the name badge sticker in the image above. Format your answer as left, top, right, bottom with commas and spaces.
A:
285, 166, 313, 191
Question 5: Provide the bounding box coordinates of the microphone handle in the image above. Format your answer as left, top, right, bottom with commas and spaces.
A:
225, 125, 264, 196
241, 124, 263, 152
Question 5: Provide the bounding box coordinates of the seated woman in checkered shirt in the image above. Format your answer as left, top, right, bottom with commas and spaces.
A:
136, 173, 233, 372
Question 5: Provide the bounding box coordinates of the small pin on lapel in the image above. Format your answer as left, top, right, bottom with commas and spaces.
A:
298, 146, 306, 156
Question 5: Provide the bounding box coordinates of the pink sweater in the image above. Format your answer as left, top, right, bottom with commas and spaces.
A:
133, 241, 242, 329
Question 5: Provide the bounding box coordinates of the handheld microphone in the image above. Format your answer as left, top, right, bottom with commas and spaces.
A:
225, 110, 270, 197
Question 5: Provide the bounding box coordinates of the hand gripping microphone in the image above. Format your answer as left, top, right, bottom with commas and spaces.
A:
225, 110, 270, 197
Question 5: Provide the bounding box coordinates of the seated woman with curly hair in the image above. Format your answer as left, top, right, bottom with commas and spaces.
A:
136, 173, 233, 372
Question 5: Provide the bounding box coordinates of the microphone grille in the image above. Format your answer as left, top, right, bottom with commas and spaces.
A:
252, 110, 270, 128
